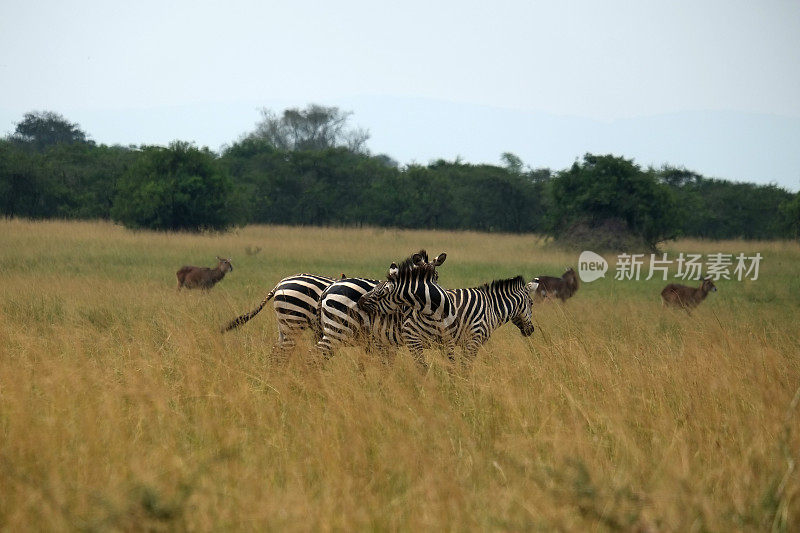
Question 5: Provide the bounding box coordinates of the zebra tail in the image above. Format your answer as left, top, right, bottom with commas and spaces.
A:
221, 289, 276, 332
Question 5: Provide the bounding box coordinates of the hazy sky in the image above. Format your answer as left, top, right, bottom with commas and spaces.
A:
2, 1, 799, 188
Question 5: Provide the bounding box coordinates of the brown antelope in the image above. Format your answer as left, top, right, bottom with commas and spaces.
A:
661, 276, 717, 310
176, 257, 233, 290
533, 267, 579, 301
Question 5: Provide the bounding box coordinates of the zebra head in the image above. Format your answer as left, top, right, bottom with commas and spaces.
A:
356, 251, 418, 315
508, 278, 536, 337
526, 280, 539, 295
358, 250, 450, 319
382, 250, 453, 322
357, 280, 394, 314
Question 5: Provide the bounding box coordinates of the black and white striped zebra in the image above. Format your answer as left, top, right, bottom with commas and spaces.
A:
360, 275, 537, 360
315, 250, 447, 359
222, 273, 344, 350
315, 276, 408, 357
382, 251, 457, 360
447, 276, 536, 358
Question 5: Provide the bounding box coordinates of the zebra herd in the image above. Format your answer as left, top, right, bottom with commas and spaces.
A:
222, 250, 539, 365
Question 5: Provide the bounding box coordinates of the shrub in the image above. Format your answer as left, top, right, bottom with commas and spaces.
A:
111, 142, 234, 231
548, 154, 679, 251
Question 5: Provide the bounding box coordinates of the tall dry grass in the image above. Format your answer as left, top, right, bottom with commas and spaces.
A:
0, 219, 798, 531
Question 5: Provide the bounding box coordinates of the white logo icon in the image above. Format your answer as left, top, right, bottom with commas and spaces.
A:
578, 251, 608, 283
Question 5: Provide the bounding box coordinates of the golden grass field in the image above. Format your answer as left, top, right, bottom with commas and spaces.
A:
1, 218, 799, 531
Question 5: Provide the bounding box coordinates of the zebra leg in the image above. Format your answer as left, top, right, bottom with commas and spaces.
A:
314, 338, 330, 357
372, 345, 398, 366
315, 308, 360, 360
271, 330, 297, 356
444, 336, 456, 362
401, 325, 429, 368
309, 320, 325, 343
406, 341, 427, 366
273, 319, 298, 347
314, 335, 336, 359
462, 339, 482, 363
315, 311, 347, 359
436, 323, 456, 362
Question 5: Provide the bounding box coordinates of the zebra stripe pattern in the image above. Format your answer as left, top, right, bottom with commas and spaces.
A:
360, 275, 537, 360
447, 276, 536, 358
315, 250, 444, 358
222, 273, 339, 350
364, 251, 458, 362
315, 277, 409, 357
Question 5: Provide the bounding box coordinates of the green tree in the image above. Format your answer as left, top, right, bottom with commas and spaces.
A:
221, 136, 399, 227
500, 152, 524, 175
549, 154, 678, 250
657, 166, 794, 239
1, 112, 134, 220
421, 160, 542, 232
246, 104, 369, 153
0, 138, 135, 220
11, 111, 90, 151
111, 142, 234, 231
0, 139, 49, 217
781, 192, 800, 239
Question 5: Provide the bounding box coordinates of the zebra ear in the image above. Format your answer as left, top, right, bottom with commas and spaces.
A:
431, 252, 447, 266
388, 263, 399, 279
412, 253, 425, 266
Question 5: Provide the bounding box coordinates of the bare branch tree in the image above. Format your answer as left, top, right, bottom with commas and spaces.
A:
246, 104, 370, 153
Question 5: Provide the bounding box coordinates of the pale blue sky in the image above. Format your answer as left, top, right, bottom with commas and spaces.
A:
2, 1, 799, 188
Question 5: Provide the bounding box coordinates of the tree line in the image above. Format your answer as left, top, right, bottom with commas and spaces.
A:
2, 107, 798, 249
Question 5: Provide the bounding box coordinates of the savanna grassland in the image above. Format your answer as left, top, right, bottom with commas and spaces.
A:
1, 219, 799, 531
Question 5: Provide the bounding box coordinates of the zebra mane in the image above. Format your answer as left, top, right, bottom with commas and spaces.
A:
396, 249, 430, 276
478, 275, 526, 293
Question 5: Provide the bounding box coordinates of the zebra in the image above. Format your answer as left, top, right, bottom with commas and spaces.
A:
360, 275, 537, 361
222, 273, 345, 350
369, 251, 458, 361
441, 276, 536, 359
315, 276, 408, 357
314, 250, 448, 360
